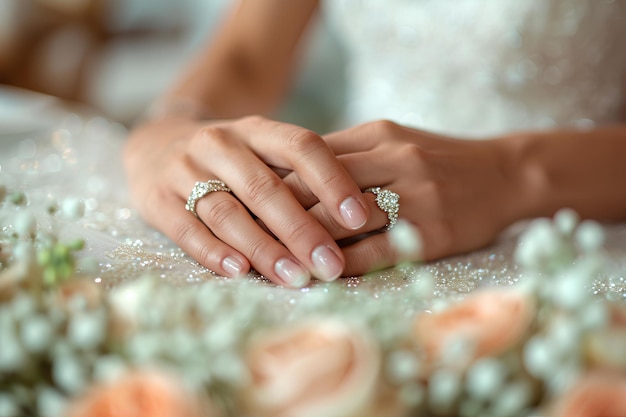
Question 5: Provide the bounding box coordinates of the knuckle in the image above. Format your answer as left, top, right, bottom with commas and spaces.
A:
172, 219, 199, 251
204, 198, 241, 231
195, 240, 218, 267
403, 143, 428, 162
171, 218, 219, 266
243, 173, 283, 206
373, 119, 400, 134
284, 129, 323, 156
194, 125, 229, 149
278, 215, 315, 244
241, 114, 266, 125
245, 237, 272, 264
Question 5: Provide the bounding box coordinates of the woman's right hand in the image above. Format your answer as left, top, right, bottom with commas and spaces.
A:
123, 115, 369, 288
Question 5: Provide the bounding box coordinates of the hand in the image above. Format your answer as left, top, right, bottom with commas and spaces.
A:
284, 120, 523, 275
123, 115, 370, 287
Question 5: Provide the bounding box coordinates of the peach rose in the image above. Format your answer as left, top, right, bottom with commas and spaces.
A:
242, 320, 403, 417
66, 369, 215, 417
550, 372, 626, 417
413, 289, 534, 366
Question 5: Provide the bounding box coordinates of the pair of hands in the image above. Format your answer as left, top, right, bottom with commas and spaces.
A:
124, 116, 519, 288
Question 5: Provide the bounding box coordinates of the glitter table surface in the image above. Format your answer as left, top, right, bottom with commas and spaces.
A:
1, 87, 625, 316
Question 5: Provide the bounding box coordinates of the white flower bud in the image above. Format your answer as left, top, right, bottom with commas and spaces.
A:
20, 315, 53, 353
61, 198, 85, 220
429, 368, 461, 410
575, 220, 605, 252
524, 336, 558, 378
466, 358, 507, 399
386, 350, 422, 383
388, 219, 423, 259
551, 269, 591, 310
37, 388, 66, 417
52, 354, 86, 394
0, 394, 18, 417
68, 311, 105, 350
554, 208, 579, 235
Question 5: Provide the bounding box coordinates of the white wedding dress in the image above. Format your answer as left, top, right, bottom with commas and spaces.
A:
323, 0, 626, 137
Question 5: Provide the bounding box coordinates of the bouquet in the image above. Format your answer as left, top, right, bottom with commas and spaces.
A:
1, 183, 625, 417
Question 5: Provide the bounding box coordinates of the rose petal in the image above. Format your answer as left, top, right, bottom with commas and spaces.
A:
550, 372, 626, 417
243, 320, 398, 417
413, 290, 534, 366
66, 369, 209, 417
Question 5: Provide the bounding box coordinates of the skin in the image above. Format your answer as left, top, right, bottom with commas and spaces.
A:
124, 0, 626, 283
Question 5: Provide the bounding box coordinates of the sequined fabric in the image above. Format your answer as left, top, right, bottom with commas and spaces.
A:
324, 0, 626, 137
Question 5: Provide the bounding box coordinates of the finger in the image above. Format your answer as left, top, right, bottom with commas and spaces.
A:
194, 191, 317, 289
307, 192, 389, 241
191, 126, 348, 283
343, 222, 424, 276
282, 151, 396, 209
149, 194, 251, 279
323, 120, 422, 155
174, 172, 314, 288
234, 116, 369, 230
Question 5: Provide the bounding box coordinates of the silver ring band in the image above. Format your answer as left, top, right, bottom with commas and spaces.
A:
364, 187, 400, 231
185, 180, 231, 218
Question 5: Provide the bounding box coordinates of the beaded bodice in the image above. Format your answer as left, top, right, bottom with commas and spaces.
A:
324, 0, 626, 137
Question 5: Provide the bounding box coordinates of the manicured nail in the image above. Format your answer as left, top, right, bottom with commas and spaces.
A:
340, 197, 367, 229
222, 256, 244, 278
311, 245, 342, 282
275, 258, 310, 288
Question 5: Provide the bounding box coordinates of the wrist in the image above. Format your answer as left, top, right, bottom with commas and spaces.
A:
143, 97, 215, 122
496, 133, 551, 221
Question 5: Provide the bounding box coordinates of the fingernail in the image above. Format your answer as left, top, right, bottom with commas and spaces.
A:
340, 197, 367, 229
311, 245, 343, 282
275, 258, 310, 288
222, 256, 244, 278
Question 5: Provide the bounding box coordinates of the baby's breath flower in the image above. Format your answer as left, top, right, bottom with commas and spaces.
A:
428, 368, 461, 412
466, 358, 507, 399
67, 310, 106, 350
20, 314, 54, 354
386, 350, 422, 384
523, 336, 559, 379
554, 208, 579, 236
0, 394, 18, 417
388, 219, 423, 259
575, 220, 605, 253
36, 387, 66, 417
61, 198, 84, 220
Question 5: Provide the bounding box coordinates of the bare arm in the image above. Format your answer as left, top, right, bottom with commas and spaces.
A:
125, 0, 371, 286
160, 0, 319, 118
508, 125, 626, 221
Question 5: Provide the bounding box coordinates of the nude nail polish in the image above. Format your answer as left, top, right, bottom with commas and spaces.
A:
222, 256, 244, 278
340, 197, 367, 229
312, 245, 342, 282
275, 258, 310, 288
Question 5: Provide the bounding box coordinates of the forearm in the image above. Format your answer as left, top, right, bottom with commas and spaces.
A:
158, 0, 319, 120
506, 125, 626, 221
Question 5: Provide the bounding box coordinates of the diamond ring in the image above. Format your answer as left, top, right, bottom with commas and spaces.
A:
185, 180, 232, 218
364, 187, 400, 231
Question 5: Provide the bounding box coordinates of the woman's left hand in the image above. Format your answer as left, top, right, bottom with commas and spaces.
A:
284, 120, 527, 275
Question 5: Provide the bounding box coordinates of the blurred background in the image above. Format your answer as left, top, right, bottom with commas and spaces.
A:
0, 0, 346, 130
